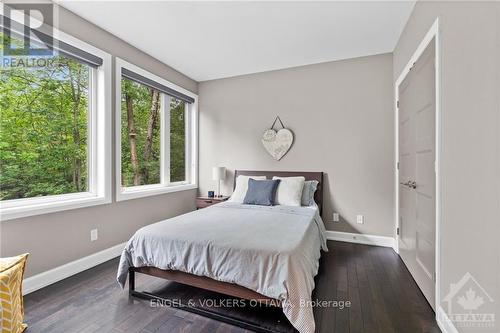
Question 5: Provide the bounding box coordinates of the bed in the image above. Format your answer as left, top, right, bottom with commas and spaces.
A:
117, 170, 328, 333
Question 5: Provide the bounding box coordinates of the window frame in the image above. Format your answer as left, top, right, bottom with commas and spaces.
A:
0, 28, 112, 221
115, 58, 198, 202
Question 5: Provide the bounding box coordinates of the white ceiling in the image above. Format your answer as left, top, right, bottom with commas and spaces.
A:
59, 1, 415, 82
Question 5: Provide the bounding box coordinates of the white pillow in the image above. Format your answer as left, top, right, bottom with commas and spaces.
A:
301, 180, 319, 206
272, 176, 305, 206
229, 175, 267, 203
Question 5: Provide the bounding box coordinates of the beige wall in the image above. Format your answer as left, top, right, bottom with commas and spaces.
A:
0, 6, 198, 278
198, 53, 395, 236
394, 1, 500, 329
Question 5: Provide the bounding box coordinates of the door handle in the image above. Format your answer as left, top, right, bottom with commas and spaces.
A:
400, 181, 417, 189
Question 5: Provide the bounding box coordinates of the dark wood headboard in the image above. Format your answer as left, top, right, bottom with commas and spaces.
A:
234, 170, 324, 216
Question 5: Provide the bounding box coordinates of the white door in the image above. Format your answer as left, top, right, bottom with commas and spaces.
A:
398, 39, 436, 309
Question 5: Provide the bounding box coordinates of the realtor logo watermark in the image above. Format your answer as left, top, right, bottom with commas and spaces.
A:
442, 272, 495, 329
150, 298, 352, 310
1, 1, 57, 68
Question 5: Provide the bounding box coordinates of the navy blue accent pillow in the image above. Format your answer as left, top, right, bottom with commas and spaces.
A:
243, 179, 281, 206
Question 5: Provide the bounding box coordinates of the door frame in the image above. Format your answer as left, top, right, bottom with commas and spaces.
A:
394, 17, 441, 310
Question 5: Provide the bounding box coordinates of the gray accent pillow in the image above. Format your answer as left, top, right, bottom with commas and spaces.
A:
301, 180, 319, 206
243, 179, 281, 206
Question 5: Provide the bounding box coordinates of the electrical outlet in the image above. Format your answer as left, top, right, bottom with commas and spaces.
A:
356, 215, 364, 224
90, 229, 98, 242
333, 213, 340, 223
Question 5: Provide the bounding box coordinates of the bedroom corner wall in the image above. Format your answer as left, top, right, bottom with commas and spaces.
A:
198, 53, 395, 237
0, 6, 198, 278
394, 1, 500, 330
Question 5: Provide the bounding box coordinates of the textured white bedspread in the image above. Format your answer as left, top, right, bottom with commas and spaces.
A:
117, 202, 328, 333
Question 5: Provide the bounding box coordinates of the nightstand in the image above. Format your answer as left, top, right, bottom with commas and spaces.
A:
196, 196, 230, 209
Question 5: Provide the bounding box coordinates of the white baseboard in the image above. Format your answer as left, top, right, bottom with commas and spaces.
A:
325, 230, 395, 248
23, 242, 126, 295
436, 306, 459, 333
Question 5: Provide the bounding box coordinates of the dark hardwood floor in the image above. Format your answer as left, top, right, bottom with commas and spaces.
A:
24, 241, 440, 333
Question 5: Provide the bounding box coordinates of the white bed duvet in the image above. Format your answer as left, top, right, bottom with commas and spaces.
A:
117, 202, 328, 333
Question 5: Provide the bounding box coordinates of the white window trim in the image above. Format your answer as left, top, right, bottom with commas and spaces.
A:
0, 27, 112, 221
115, 58, 198, 202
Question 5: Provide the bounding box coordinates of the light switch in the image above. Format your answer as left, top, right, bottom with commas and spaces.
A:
356, 215, 364, 224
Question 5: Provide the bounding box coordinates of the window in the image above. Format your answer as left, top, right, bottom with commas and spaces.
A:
120, 78, 162, 187
0, 23, 111, 220
170, 97, 186, 183
1, 49, 91, 198
116, 58, 197, 201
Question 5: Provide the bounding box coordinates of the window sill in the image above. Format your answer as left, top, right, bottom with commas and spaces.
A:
0, 192, 111, 222
116, 183, 197, 202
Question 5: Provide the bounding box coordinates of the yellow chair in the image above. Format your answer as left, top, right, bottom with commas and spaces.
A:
0, 254, 29, 333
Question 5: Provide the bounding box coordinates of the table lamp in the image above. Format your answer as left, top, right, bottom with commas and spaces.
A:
212, 166, 226, 197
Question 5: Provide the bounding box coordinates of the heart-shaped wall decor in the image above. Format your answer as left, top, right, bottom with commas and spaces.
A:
261, 128, 294, 161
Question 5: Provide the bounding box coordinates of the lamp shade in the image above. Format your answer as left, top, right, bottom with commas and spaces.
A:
212, 166, 226, 181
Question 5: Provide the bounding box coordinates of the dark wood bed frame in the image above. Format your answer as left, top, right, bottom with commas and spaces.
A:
129, 170, 324, 332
